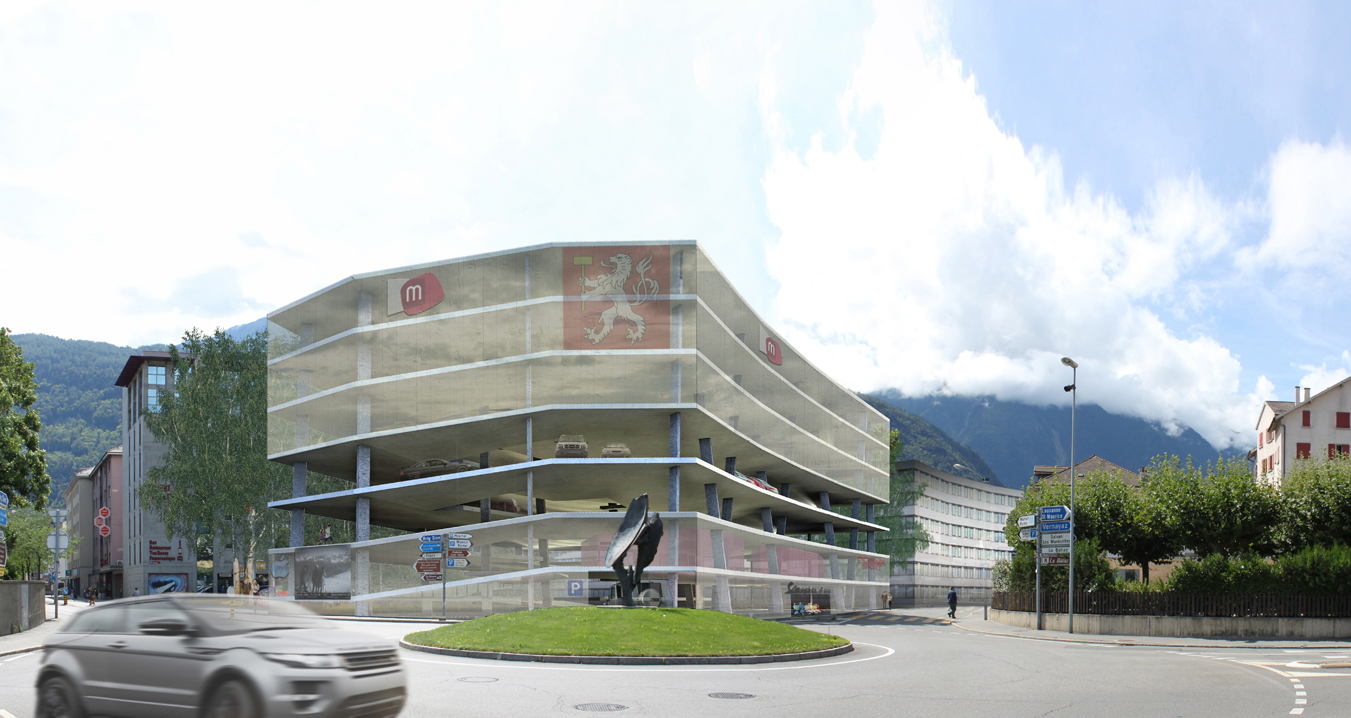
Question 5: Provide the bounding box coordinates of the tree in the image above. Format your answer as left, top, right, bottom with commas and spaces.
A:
872, 429, 931, 566
140, 329, 291, 593
1149, 455, 1282, 557
1076, 473, 1182, 582
1280, 455, 1351, 551
0, 327, 51, 509
2, 506, 53, 578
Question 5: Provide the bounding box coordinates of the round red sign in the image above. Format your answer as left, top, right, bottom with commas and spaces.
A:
99, 525, 111, 537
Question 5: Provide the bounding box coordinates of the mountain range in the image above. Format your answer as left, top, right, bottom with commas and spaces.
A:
872, 389, 1250, 490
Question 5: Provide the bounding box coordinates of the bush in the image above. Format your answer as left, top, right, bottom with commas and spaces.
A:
1005, 538, 1116, 592
1274, 544, 1351, 595
1165, 545, 1351, 595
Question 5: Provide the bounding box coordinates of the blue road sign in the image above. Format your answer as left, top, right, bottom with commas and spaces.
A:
1039, 505, 1071, 522
0, 491, 9, 507
418, 542, 443, 552
1040, 520, 1072, 533
567, 579, 586, 597
420, 534, 443, 543
0, 506, 7, 528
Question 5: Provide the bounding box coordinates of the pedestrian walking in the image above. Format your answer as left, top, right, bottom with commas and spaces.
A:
320, 524, 333, 544
946, 586, 958, 619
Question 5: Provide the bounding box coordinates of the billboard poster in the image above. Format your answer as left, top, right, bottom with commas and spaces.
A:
563, 245, 671, 350
294, 544, 352, 600
148, 573, 189, 593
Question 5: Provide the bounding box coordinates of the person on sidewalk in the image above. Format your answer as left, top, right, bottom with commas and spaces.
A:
133, 587, 140, 597
947, 587, 958, 619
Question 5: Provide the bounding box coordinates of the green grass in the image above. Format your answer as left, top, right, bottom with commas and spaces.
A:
403, 607, 849, 657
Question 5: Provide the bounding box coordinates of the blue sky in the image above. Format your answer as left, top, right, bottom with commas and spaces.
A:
2, 1, 1349, 450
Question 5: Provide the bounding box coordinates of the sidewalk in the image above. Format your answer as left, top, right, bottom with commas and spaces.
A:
0, 597, 94, 657
937, 605, 1351, 650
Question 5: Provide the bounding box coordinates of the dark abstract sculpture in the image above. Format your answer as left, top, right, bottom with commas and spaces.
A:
603, 493, 665, 607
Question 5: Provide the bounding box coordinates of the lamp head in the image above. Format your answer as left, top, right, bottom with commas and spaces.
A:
1064, 384, 1075, 392
1061, 357, 1078, 369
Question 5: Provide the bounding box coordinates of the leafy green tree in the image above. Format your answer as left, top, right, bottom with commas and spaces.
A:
1004, 537, 1116, 592
872, 429, 931, 565
2, 506, 54, 578
140, 329, 291, 584
0, 328, 51, 508
1148, 455, 1282, 557
1280, 455, 1351, 551
1076, 473, 1182, 582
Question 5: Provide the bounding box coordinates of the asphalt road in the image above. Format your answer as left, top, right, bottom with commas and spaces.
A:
4, 607, 1349, 718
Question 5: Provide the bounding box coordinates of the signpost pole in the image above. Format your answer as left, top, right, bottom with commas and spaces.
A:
442, 533, 447, 621
1068, 365, 1077, 635
1034, 517, 1041, 631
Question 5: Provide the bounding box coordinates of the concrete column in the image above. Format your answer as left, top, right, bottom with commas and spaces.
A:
670, 358, 682, 403
779, 482, 791, 498
355, 446, 371, 617
667, 412, 681, 607
290, 461, 307, 548
866, 504, 877, 553
721, 497, 733, 521
704, 484, 719, 516
356, 394, 370, 435
723, 457, 737, 475
699, 438, 712, 464
527, 471, 534, 516
776, 516, 787, 535
298, 370, 312, 398
295, 415, 309, 448
850, 498, 861, 551
536, 498, 547, 515
761, 508, 773, 532
357, 343, 372, 381
357, 290, 372, 327
299, 323, 313, 346
479, 452, 491, 524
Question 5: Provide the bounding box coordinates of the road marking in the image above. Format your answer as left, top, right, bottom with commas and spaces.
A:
2, 654, 34, 662
1283, 650, 1307, 653
1296, 691, 1306, 696
1290, 709, 1303, 715
1, 709, 17, 718
401, 642, 896, 673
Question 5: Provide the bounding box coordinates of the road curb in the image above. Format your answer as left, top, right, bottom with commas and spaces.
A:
0, 645, 43, 658
399, 639, 853, 665
951, 621, 1351, 649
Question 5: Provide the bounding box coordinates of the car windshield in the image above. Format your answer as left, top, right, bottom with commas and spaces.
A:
170, 596, 329, 634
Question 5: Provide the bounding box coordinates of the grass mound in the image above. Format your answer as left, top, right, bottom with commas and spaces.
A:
404, 607, 848, 657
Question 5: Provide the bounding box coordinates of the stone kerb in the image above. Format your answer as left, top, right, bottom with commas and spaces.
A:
399, 639, 854, 665
990, 608, 1351, 639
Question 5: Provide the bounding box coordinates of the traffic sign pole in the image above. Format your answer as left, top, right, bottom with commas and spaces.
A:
1034, 515, 1041, 631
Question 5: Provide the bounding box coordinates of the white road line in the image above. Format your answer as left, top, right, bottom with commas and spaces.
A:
401, 642, 897, 673
1, 708, 17, 718
1296, 691, 1306, 696
1294, 684, 1304, 689
2, 654, 34, 662
1290, 709, 1304, 715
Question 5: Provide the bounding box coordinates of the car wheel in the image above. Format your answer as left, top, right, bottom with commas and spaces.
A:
36, 676, 85, 718
204, 680, 260, 718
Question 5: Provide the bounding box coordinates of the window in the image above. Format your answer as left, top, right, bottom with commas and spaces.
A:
1259, 432, 1264, 447
1339, 412, 1351, 429
148, 365, 166, 385
1304, 410, 1311, 427
1297, 443, 1311, 459
148, 389, 160, 412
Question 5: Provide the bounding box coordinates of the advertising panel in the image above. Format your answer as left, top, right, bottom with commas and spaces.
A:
294, 544, 352, 600
563, 245, 671, 350
148, 574, 189, 593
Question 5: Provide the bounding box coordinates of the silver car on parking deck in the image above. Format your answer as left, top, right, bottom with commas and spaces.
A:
35, 595, 405, 718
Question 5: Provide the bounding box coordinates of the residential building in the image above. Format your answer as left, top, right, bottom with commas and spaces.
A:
88, 446, 124, 597
115, 353, 197, 595
1032, 455, 1141, 486
1253, 381, 1351, 485
61, 466, 95, 599
266, 241, 891, 617
890, 460, 1022, 606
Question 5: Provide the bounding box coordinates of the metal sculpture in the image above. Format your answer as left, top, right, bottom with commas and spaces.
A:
603, 493, 665, 607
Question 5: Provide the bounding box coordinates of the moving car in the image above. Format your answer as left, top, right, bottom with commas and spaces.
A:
555, 435, 588, 458
399, 458, 478, 480
35, 595, 405, 718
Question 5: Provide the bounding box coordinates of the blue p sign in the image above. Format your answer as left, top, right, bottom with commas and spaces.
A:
567, 579, 585, 597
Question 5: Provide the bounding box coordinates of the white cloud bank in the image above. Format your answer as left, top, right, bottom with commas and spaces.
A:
760, 1, 1351, 450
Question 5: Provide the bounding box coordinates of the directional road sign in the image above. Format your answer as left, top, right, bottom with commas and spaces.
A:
419, 542, 444, 552
420, 552, 444, 560
1018, 528, 1038, 542
0, 506, 7, 528
420, 573, 444, 582
0, 491, 8, 507
446, 549, 470, 558
0, 538, 6, 567
446, 558, 470, 568
47, 531, 70, 551
447, 539, 472, 549
414, 559, 442, 573
1041, 532, 1072, 546
1040, 556, 1070, 566
1040, 545, 1071, 555
1039, 520, 1072, 533
420, 534, 443, 543
449, 533, 472, 540
1039, 505, 1072, 522
1017, 514, 1036, 529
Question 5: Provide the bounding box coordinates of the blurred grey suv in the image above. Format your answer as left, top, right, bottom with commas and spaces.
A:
36, 595, 405, 718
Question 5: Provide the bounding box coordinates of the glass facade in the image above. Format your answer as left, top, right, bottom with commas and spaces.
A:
267, 242, 890, 617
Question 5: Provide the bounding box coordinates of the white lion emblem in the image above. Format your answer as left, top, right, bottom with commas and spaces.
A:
578, 252, 659, 344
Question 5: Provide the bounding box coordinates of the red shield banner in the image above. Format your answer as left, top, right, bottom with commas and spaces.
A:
563, 246, 671, 350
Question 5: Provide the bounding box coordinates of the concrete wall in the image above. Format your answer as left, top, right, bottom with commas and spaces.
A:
992, 608, 1351, 639
0, 581, 48, 636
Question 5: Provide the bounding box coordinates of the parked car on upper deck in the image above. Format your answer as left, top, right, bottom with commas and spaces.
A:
555, 435, 589, 458
399, 458, 479, 480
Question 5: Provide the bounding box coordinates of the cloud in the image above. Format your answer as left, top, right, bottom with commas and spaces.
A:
760, 0, 1263, 449
1297, 351, 1351, 396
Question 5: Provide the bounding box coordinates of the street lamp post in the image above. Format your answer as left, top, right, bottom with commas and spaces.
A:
1061, 356, 1077, 635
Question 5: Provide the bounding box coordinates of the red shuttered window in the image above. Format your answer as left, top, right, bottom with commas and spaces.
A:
1338, 412, 1350, 429
1297, 443, 1311, 459
1259, 432, 1264, 447
1330, 444, 1338, 459
1304, 410, 1311, 427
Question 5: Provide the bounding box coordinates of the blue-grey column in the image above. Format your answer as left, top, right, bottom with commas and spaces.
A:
699, 438, 712, 464
704, 484, 730, 611
779, 482, 791, 498
865, 504, 878, 607
355, 445, 371, 617
290, 462, 307, 547
704, 484, 720, 516
667, 412, 681, 608
866, 504, 877, 553
723, 457, 736, 475
776, 516, 787, 535
850, 499, 861, 551
721, 497, 733, 521
479, 451, 491, 524
761, 507, 773, 532
820, 491, 842, 611
763, 506, 784, 614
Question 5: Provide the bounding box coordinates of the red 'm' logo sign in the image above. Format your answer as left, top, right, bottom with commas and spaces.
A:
398, 273, 444, 316
765, 337, 783, 365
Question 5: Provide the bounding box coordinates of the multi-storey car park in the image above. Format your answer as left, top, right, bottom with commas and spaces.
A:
265, 241, 891, 617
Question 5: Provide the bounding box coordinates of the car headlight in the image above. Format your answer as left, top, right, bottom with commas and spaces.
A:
264, 653, 343, 669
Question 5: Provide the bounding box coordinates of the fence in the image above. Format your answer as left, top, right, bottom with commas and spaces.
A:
993, 591, 1351, 618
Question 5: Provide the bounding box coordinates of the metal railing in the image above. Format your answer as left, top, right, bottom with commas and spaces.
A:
993, 591, 1351, 618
